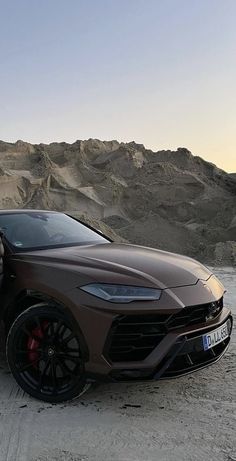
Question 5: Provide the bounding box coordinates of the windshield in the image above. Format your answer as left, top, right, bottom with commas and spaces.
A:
0, 212, 109, 251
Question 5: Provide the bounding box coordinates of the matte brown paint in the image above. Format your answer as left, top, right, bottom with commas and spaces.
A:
0, 210, 232, 381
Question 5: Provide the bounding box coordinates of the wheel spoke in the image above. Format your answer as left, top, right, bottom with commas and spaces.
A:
66, 347, 80, 353
54, 319, 63, 337
44, 321, 54, 339
18, 356, 42, 373
50, 360, 58, 394
62, 332, 75, 345
57, 353, 81, 364
59, 324, 68, 340
38, 359, 50, 390
57, 358, 73, 378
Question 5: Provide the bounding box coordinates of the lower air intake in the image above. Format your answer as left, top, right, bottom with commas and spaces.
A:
105, 298, 223, 362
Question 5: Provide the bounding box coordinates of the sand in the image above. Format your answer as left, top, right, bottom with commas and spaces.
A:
0, 139, 236, 264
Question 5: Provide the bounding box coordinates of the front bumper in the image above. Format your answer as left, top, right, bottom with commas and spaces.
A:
162, 316, 232, 378
83, 307, 233, 382
66, 275, 232, 382
109, 315, 233, 381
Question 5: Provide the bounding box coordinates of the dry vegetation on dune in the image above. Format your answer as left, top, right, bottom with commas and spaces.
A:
0, 138, 236, 263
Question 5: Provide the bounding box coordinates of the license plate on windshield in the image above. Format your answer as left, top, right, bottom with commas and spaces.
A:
202, 321, 229, 351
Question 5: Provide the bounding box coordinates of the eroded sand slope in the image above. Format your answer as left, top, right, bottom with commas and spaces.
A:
0, 139, 236, 262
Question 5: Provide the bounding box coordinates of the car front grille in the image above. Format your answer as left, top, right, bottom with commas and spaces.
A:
105, 297, 223, 362
167, 297, 223, 330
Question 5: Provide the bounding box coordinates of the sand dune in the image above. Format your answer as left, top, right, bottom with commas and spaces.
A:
0, 139, 236, 263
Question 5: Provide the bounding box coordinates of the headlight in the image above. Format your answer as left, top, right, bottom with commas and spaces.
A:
80, 284, 162, 303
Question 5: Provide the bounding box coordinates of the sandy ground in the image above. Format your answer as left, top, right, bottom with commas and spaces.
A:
0, 267, 235, 461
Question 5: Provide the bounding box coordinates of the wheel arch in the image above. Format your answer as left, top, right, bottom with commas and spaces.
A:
3, 289, 89, 360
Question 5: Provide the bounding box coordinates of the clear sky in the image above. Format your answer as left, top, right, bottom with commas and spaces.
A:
0, 0, 235, 172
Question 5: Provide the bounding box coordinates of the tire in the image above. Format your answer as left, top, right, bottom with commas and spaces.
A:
6, 303, 90, 403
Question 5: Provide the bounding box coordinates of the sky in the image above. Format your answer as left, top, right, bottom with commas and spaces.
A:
0, 0, 236, 172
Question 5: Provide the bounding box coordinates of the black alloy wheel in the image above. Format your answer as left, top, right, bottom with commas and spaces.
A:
6, 304, 89, 402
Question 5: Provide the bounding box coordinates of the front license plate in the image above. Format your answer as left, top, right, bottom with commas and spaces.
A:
202, 321, 229, 351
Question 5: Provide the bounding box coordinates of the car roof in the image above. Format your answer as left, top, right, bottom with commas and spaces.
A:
0, 209, 60, 215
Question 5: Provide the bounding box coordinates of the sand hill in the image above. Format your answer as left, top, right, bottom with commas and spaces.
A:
0, 139, 236, 264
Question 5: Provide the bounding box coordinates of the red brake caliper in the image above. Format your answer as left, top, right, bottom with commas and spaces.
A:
27, 321, 48, 365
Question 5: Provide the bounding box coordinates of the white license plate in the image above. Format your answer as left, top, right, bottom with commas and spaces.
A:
202, 321, 229, 351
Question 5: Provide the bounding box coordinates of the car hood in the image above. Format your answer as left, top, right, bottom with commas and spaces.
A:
17, 243, 213, 289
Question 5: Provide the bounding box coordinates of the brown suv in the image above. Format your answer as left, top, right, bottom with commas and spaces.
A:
0, 210, 233, 402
